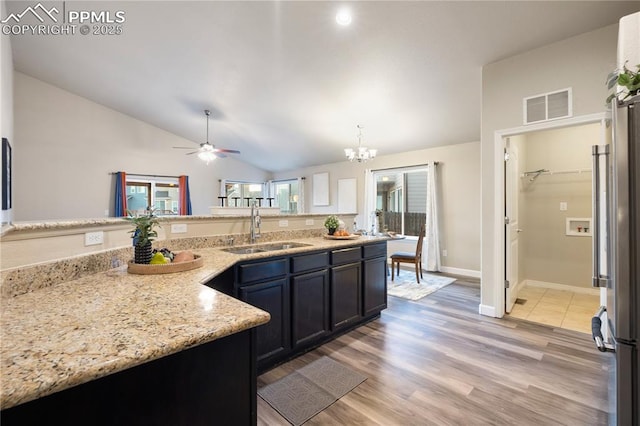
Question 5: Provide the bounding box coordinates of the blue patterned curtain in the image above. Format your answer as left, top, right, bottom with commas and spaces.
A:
114, 171, 127, 217
179, 175, 192, 215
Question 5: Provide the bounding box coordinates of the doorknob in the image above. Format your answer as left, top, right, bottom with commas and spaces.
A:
516, 229, 523, 233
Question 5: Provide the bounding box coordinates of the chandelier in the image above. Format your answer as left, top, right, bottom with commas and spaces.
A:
344, 125, 377, 162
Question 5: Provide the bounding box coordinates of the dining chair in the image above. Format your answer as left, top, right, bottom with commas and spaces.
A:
390, 224, 425, 283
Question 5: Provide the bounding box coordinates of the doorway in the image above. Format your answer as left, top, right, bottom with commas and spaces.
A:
497, 117, 609, 332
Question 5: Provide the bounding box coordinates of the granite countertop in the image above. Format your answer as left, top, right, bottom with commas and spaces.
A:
0, 235, 387, 409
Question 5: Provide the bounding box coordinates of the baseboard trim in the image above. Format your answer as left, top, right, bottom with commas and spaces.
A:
478, 304, 498, 317
524, 279, 600, 296
440, 266, 481, 279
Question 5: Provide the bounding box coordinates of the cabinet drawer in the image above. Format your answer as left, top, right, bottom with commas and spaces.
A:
291, 252, 329, 274
331, 247, 361, 265
238, 258, 287, 285
363, 242, 387, 259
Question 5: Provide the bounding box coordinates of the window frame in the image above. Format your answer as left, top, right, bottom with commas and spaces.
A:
372, 165, 428, 237
126, 175, 180, 216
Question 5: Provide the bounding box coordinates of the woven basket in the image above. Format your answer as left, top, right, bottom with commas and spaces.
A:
127, 254, 203, 275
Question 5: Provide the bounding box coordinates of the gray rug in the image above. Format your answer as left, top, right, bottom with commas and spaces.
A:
258, 356, 367, 425
388, 268, 456, 301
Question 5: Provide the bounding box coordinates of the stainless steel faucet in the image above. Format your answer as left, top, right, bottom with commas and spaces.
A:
250, 200, 261, 243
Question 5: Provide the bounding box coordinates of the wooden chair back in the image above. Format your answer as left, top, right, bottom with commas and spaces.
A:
415, 224, 426, 259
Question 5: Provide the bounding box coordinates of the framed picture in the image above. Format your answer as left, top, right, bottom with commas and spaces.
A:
312, 172, 329, 206
2, 138, 11, 211
337, 178, 357, 213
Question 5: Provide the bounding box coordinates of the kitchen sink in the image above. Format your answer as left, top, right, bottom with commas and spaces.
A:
224, 247, 267, 254
222, 241, 312, 255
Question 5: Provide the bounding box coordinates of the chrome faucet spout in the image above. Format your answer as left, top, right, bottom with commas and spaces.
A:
250, 201, 261, 244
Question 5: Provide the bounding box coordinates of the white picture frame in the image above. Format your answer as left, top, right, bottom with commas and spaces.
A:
337, 178, 357, 213
313, 172, 329, 206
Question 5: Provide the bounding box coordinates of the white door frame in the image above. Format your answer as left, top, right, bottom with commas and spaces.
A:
491, 112, 608, 318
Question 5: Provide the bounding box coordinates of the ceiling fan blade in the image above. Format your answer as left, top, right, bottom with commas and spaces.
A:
214, 152, 227, 158
185, 151, 199, 155
213, 148, 240, 154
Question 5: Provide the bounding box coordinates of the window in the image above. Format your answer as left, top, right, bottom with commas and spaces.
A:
224, 181, 265, 207
271, 179, 299, 214
373, 167, 427, 236
126, 176, 179, 215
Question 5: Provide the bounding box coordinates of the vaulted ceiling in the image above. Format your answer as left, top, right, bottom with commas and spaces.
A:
6, 1, 639, 172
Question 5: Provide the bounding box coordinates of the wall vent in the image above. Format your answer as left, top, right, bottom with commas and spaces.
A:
523, 88, 572, 125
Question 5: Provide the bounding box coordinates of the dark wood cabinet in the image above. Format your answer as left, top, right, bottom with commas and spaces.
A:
206, 241, 387, 373
291, 269, 330, 348
330, 262, 362, 330
363, 256, 387, 317
240, 278, 290, 363
1, 330, 257, 426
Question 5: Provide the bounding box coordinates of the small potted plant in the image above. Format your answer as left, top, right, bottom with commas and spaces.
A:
126, 209, 160, 264
606, 61, 640, 105
324, 215, 340, 235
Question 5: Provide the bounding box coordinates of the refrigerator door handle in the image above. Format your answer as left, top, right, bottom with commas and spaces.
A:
592, 306, 615, 352
591, 144, 610, 288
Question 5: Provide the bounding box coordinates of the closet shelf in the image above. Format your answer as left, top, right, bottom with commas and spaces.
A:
521, 168, 592, 178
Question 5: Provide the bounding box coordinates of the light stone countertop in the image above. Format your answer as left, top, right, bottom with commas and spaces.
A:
0, 235, 387, 410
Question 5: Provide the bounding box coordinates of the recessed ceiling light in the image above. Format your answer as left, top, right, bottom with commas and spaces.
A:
336, 9, 352, 26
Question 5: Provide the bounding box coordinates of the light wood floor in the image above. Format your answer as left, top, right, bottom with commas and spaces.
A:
257, 276, 612, 425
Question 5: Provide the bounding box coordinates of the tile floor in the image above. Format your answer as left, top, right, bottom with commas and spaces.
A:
507, 285, 600, 334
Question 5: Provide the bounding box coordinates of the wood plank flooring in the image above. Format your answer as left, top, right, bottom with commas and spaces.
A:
257, 276, 612, 425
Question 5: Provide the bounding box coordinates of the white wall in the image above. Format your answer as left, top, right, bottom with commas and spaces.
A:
274, 141, 481, 273
481, 24, 617, 316
0, 1, 13, 224
521, 123, 598, 288
13, 72, 270, 221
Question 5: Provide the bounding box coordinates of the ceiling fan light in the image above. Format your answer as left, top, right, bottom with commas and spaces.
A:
198, 150, 216, 164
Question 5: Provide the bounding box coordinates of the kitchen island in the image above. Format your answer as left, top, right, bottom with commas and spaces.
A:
0, 235, 388, 425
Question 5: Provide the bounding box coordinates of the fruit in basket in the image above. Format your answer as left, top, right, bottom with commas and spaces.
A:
334, 229, 350, 237
150, 252, 169, 264
173, 250, 195, 263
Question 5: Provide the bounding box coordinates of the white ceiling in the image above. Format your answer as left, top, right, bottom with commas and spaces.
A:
7, 1, 639, 172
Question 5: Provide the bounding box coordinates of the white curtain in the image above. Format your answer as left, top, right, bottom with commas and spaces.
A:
363, 168, 375, 233
424, 162, 441, 271
297, 177, 305, 214
219, 179, 227, 197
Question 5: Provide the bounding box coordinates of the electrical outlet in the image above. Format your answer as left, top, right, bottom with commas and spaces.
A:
104, 209, 109, 217
560, 202, 567, 211
442, 249, 448, 257
85, 231, 104, 246
305, 219, 314, 225
279, 220, 289, 227
171, 223, 188, 233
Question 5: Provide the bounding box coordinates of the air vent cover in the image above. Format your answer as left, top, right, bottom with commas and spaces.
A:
523, 88, 572, 125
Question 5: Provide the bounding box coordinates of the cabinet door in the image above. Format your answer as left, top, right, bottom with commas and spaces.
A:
363, 257, 387, 317
331, 262, 362, 329
291, 269, 330, 348
240, 278, 290, 364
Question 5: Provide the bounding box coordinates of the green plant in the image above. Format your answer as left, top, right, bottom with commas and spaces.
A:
126, 209, 160, 247
606, 61, 640, 105
324, 215, 340, 230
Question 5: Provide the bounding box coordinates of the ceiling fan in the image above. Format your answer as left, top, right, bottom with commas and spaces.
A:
173, 110, 240, 164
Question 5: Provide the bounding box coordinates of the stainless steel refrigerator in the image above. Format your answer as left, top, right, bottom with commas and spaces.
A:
592, 96, 639, 425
